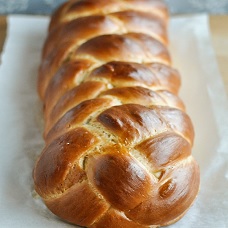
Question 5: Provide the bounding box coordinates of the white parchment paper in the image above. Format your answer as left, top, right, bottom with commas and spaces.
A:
0, 14, 227, 227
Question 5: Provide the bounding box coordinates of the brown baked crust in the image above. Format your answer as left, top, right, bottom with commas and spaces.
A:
33, 0, 200, 227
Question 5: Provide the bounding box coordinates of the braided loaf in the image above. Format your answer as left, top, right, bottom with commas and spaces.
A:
33, 0, 200, 227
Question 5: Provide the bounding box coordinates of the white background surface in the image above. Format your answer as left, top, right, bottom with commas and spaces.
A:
0, 15, 228, 227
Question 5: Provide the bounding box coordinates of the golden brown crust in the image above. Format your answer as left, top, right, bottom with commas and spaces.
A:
34, 0, 200, 227
97, 104, 194, 145
43, 60, 92, 119
46, 81, 107, 130
88, 61, 180, 93
125, 158, 200, 226
75, 33, 170, 64
86, 151, 155, 211
90, 208, 149, 228
48, 0, 168, 32
34, 127, 98, 197
45, 181, 109, 226
136, 132, 191, 170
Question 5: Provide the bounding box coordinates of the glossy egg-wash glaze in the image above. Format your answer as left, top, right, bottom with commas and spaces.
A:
34, 0, 200, 227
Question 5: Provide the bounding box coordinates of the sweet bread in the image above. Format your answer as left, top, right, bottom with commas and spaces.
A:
33, 0, 200, 227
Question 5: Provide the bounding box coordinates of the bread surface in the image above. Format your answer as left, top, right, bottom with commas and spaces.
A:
33, 0, 200, 227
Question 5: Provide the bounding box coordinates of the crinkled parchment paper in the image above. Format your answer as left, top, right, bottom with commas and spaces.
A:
0, 14, 227, 227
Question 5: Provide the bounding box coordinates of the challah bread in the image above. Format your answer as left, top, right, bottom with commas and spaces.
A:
33, 0, 200, 227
